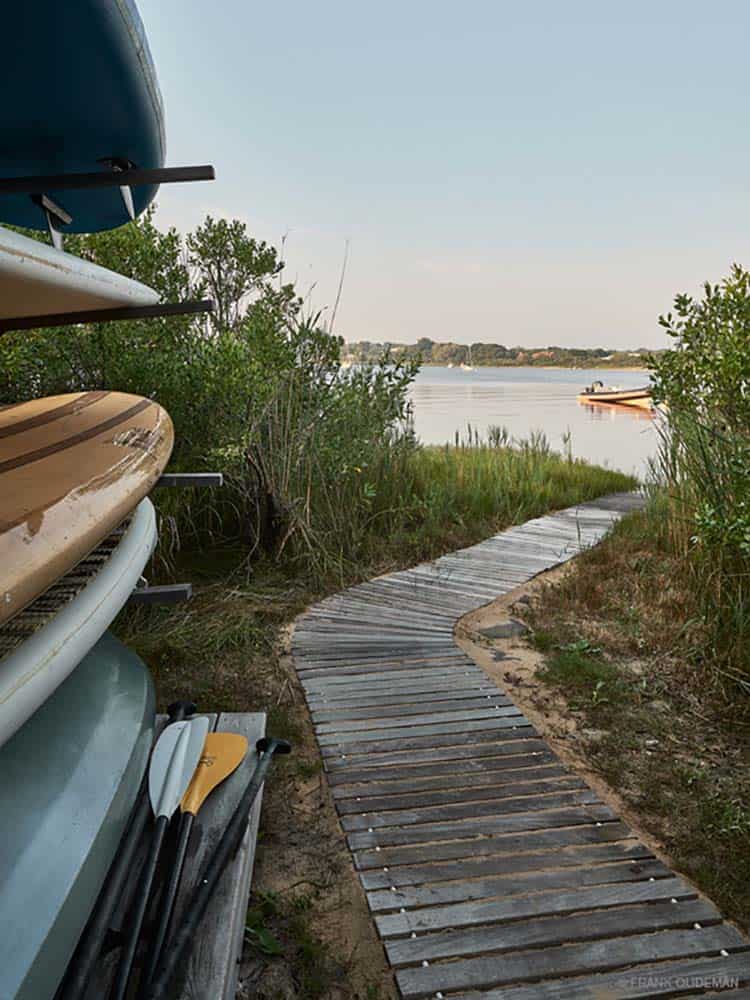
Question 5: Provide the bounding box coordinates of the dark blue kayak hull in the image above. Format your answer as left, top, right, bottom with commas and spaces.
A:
0, 631, 155, 1000
0, 1, 165, 232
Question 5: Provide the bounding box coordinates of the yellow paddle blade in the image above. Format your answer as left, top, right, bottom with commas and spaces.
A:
180, 732, 248, 815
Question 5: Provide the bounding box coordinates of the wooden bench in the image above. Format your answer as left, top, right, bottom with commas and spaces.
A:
86, 711, 266, 1000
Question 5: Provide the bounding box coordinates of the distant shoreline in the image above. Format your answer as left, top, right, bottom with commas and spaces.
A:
344, 341, 657, 370
416, 363, 650, 372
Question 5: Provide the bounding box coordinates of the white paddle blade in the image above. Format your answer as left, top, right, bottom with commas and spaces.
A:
148, 717, 210, 819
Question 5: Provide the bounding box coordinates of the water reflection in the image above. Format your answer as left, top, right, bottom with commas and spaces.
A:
577, 400, 654, 422
409, 367, 655, 478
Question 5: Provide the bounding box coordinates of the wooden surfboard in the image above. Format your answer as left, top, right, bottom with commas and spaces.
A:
0, 391, 173, 626
0, 225, 160, 321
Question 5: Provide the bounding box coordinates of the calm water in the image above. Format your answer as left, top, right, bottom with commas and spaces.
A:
409, 367, 656, 478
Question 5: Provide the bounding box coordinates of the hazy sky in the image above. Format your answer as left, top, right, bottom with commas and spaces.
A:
140, 1, 750, 349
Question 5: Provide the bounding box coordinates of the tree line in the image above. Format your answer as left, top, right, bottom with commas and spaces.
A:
344, 338, 656, 368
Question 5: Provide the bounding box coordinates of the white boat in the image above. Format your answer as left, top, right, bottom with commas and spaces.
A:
460, 346, 475, 371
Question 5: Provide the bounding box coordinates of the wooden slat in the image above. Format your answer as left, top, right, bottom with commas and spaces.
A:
353, 822, 636, 871
439, 951, 750, 999
396, 925, 747, 998
179, 712, 266, 1000
386, 898, 721, 966
366, 857, 671, 911
347, 804, 615, 850
334, 767, 572, 814
376, 875, 698, 937
358, 838, 654, 888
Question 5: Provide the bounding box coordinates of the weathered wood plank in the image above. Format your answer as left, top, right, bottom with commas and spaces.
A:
347, 802, 613, 850
311, 693, 510, 722
178, 712, 266, 1000
318, 715, 529, 751
386, 898, 720, 966
396, 925, 747, 998
358, 838, 654, 888
376, 875, 698, 937
353, 822, 636, 870
326, 741, 551, 780
329, 752, 557, 789
341, 787, 601, 832
444, 951, 750, 999
365, 857, 670, 911
316, 704, 522, 737
332, 763, 568, 800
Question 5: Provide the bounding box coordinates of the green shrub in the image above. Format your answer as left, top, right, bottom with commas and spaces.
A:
651, 264, 750, 686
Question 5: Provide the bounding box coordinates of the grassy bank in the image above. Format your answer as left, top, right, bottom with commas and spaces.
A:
116, 442, 634, 999
524, 507, 750, 930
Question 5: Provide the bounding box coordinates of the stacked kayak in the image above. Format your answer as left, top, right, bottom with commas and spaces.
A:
0, 3, 181, 997
0, 0, 165, 233
0, 632, 155, 1000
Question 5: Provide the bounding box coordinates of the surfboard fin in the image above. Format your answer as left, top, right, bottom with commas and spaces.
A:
119, 184, 136, 221
101, 159, 136, 221
31, 194, 71, 251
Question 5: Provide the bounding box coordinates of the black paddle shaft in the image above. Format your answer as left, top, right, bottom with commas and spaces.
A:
137, 811, 194, 994
145, 737, 291, 1000
59, 701, 196, 1000
110, 814, 169, 1000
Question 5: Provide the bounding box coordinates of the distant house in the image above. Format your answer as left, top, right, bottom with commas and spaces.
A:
531, 350, 554, 360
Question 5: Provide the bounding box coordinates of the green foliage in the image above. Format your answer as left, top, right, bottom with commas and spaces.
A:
651, 264, 750, 686
0, 211, 633, 594
654, 264, 750, 431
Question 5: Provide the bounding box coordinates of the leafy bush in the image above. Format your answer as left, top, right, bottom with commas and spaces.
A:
651, 264, 750, 686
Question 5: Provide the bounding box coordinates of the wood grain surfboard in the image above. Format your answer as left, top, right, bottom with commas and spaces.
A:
0, 391, 173, 626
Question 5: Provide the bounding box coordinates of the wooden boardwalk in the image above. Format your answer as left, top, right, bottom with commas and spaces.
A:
291, 494, 750, 998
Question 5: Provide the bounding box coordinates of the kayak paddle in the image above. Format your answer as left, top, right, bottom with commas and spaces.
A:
145, 737, 291, 999
110, 714, 209, 1000
138, 732, 248, 992
60, 700, 197, 1000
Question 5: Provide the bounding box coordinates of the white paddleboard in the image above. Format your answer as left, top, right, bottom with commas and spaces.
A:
0, 497, 157, 748
0, 225, 159, 320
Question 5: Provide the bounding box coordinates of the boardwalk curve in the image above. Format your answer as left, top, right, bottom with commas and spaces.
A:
291, 493, 750, 998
